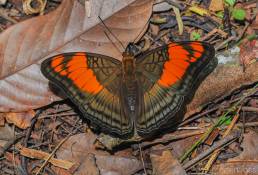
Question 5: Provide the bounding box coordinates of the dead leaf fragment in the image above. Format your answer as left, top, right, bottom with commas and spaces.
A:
209, 0, 224, 12
5, 110, 35, 129
211, 130, 258, 175
230, 130, 258, 161
150, 150, 187, 175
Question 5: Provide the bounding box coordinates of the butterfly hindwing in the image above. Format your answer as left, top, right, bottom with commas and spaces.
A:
41, 52, 134, 138
136, 41, 217, 136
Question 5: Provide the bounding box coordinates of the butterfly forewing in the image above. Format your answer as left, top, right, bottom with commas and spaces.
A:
135, 41, 217, 136
41, 52, 134, 138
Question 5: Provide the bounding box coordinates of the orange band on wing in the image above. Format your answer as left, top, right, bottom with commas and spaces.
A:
51, 55, 68, 76
66, 53, 103, 94
158, 42, 204, 87
190, 42, 204, 58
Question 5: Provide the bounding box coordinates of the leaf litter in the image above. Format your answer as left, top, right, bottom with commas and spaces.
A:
0, 0, 257, 174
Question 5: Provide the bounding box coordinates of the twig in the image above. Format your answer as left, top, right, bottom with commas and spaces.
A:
180, 107, 219, 127
236, 121, 258, 128
241, 106, 258, 113
133, 130, 205, 150
183, 131, 241, 170
215, 36, 236, 51
138, 144, 147, 175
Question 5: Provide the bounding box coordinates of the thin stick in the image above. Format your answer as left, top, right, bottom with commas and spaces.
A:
182, 131, 241, 170
138, 144, 147, 175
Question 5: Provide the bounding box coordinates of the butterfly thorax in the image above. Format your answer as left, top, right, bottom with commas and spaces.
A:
122, 53, 135, 79
120, 52, 141, 122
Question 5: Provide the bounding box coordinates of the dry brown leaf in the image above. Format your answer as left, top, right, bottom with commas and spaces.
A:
150, 150, 187, 175
4, 110, 35, 129
56, 133, 142, 175
209, 0, 224, 12
211, 130, 258, 175
0, 0, 154, 112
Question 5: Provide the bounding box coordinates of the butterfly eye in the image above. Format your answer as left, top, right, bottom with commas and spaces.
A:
125, 43, 139, 56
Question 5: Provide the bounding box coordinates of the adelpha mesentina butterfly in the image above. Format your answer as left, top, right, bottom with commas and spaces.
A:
41, 39, 216, 138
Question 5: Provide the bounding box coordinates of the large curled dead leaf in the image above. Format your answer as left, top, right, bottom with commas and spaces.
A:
0, 0, 154, 112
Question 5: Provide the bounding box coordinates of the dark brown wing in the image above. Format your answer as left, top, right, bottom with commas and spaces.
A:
136, 41, 217, 137
41, 52, 133, 138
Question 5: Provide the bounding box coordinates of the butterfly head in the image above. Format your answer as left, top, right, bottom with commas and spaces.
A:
122, 43, 138, 77
123, 43, 138, 57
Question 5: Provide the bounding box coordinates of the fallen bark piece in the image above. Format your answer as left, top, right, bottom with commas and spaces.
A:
150, 150, 187, 175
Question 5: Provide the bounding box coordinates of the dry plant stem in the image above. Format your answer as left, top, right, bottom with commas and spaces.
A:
180, 107, 219, 126
134, 130, 205, 150
202, 108, 241, 172
0, 134, 26, 157
179, 121, 218, 163
172, 6, 183, 35
215, 22, 250, 50
241, 106, 258, 113
182, 131, 241, 170
38, 112, 77, 119
215, 36, 236, 51
200, 28, 228, 41
236, 121, 258, 128
138, 144, 147, 175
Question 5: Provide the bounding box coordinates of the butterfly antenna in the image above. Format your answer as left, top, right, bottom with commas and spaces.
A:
132, 18, 150, 44
103, 30, 123, 54
98, 16, 126, 50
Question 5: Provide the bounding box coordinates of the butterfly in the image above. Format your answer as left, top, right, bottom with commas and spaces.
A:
41, 41, 216, 139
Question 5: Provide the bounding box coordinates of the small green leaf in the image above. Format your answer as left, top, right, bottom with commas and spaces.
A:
224, 0, 236, 6
190, 31, 201, 41
232, 8, 246, 21
224, 117, 233, 125
216, 11, 224, 18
